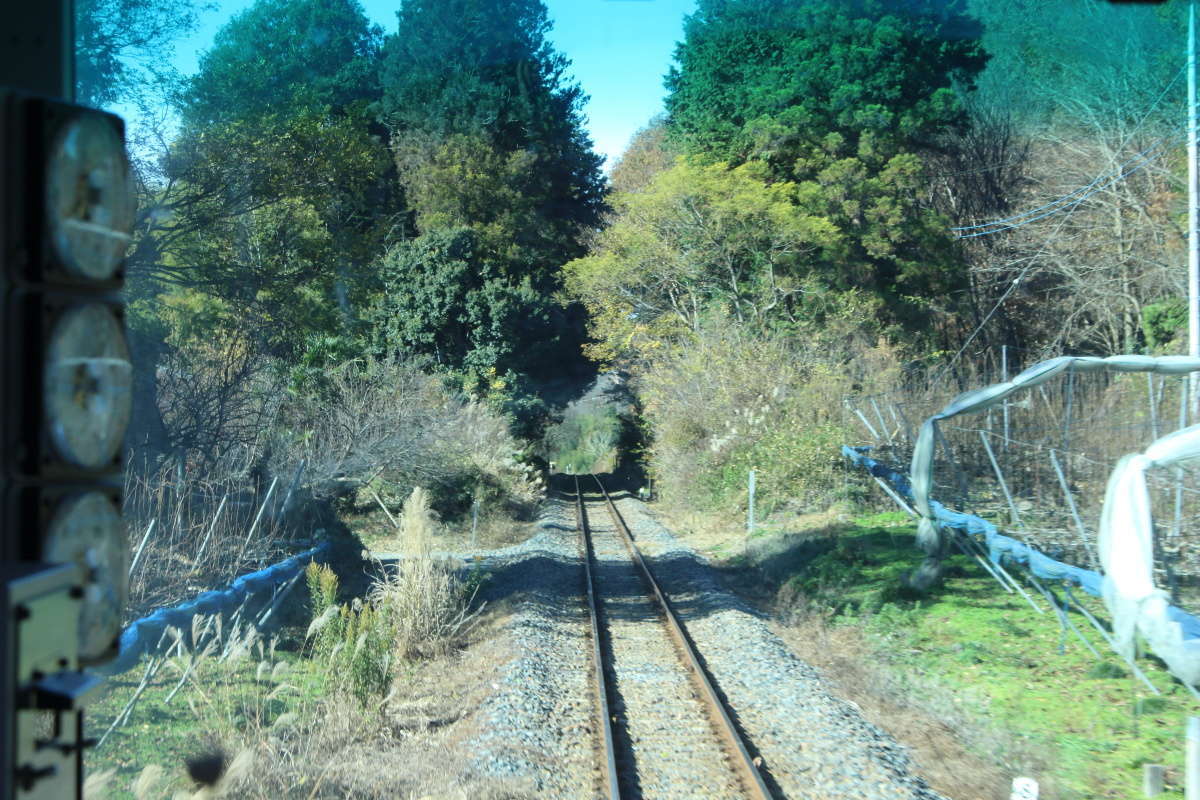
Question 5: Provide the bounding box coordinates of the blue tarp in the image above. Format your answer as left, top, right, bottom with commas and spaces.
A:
844, 445, 1104, 596
101, 542, 330, 674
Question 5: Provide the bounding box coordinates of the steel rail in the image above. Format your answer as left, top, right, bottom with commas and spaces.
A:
574, 476, 621, 800
584, 474, 775, 800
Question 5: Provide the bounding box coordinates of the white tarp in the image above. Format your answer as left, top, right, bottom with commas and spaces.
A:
1099, 425, 1200, 686
909, 355, 1200, 683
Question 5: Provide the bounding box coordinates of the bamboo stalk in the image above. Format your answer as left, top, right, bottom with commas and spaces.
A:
240, 477, 279, 554
194, 493, 228, 566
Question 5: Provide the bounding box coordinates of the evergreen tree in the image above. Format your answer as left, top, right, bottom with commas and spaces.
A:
661, 0, 988, 333
666, 0, 987, 170
377, 0, 606, 286
181, 0, 383, 128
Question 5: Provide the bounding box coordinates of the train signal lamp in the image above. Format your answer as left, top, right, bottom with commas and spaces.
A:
2, 90, 134, 663
1, 80, 135, 800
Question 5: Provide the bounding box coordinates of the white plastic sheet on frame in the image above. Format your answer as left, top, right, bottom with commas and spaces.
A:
1100, 425, 1200, 686
910, 355, 1200, 683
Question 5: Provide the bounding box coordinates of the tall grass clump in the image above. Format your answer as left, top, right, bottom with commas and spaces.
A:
375, 487, 478, 659
306, 487, 478, 705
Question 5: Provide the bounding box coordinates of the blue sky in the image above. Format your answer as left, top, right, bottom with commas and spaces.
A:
161, 0, 696, 167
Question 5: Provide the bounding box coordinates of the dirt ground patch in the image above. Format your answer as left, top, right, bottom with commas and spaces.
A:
255, 601, 533, 799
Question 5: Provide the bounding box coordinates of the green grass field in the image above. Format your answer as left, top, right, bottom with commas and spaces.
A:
783, 510, 1197, 799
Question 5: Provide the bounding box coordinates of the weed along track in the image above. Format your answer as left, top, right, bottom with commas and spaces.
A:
573, 475, 775, 800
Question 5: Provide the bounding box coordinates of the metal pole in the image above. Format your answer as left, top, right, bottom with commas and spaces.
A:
278, 459, 306, 521
1190, 2, 1199, 418
1049, 449, 1094, 568
849, 403, 880, 440
1188, 716, 1200, 800
1066, 586, 1161, 695
869, 397, 891, 445
980, 430, 1024, 528
1148, 374, 1160, 440
1002, 345, 1011, 453
1178, 377, 1188, 539
241, 476, 279, 553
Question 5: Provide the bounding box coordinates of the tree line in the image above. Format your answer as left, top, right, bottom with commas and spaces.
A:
88, 0, 604, 462
87, 0, 1191, 469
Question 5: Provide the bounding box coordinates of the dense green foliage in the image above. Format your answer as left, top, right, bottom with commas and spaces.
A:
368, 228, 567, 380
666, 0, 987, 167
181, 0, 382, 127
561, 0, 992, 516
126, 0, 605, 452
661, 0, 985, 333
378, 0, 605, 283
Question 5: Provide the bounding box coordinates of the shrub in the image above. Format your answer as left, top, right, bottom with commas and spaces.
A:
545, 404, 624, 473
277, 356, 540, 520
640, 320, 856, 515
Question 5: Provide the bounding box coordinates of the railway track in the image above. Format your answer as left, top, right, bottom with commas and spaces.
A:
573, 475, 776, 800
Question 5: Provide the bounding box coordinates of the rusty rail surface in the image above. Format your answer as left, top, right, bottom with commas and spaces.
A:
576, 475, 775, 800
575, 476, 621, 799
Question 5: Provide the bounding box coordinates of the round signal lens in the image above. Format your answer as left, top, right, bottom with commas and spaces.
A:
44, 305, 132, 468
45, 114, 136, 280
43, 492, 128, 663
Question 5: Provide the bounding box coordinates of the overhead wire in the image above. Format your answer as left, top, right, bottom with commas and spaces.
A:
955, 136, 1179, 239
952, 64, 1187, 237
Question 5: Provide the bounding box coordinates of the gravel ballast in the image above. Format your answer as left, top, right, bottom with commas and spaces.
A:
463, 487, 948, 799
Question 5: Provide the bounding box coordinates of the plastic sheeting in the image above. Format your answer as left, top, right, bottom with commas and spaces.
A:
99, 542, 329, 675
1099, 425, 1200, 686
910, 355, 1200, 569
847, 431, 1200, 688
844, 446, 1104, 595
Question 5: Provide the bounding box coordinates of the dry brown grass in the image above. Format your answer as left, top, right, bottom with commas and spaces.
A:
219, 604, 530, 799
123, 452, 299, 615
371, 488, 482, 660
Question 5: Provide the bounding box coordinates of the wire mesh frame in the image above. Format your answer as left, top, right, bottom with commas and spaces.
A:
846, 364, 1200, 607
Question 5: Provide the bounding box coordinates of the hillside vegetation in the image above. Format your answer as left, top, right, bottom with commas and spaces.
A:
83, 0, 1196, 795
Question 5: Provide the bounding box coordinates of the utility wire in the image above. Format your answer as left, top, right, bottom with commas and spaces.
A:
953, 65, 1186, 235
933, 184, 1090, 386
955, 136, 1178, 239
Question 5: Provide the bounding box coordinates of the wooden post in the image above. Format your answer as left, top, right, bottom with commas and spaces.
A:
1144, 764, 1165, 797
471, 496, 479, 547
